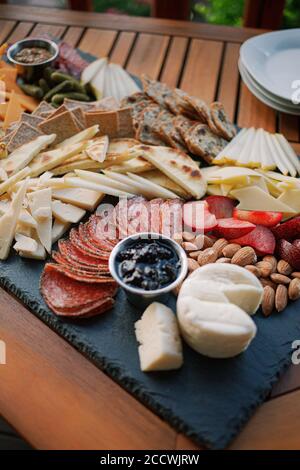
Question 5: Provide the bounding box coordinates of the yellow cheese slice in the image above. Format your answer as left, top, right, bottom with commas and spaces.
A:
206, 184, 224, 196
0, 166, 31, 196
278, 189, 300, 213
230, 186, 296, 213
0, 179, 27, 259
28, 188, 52, 254
52, 187, 104, 211
3, 90, 23, 129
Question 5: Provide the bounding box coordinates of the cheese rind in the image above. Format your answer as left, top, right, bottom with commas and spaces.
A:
135, 302, 183, 372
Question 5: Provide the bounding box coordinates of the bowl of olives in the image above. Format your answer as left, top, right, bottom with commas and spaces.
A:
109, 232, 188, 308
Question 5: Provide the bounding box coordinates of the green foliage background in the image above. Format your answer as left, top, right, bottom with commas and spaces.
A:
93, 0, 300, 28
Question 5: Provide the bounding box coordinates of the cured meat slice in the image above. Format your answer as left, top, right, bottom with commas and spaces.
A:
149, 198, 164, 233
47, 296, 114, 318
116, 196, 150, 237
79, 219, 116, 253
160, 199, 183, 238
58, 239, 108, 267
41, 264, 116, 310
45, 263, 115, 284
69, 228, 110, 259
52, 251, 106, 273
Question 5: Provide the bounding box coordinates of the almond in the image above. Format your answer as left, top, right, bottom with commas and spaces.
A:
194, 234, 214, 250
222, 243, 241, 258
197, 248, 218, 266
270, 273, 291, 285
256, 261, 273, 278
263, 255, 277, 273
292, 272, 300, 279
182, 231, 196, 242
189, 250, 202, 259
245, 265, 260, 277
231, 246, 257, 267
277, 259, 293, 276
188, 258, 199, 272
275, 284, 288, 312
181, 241, 198, 252
262, 286, 275, 316
288, 278, 300, 301
216, 257, 231, 263
260, 278, 277, 290
213, 238, 228, 257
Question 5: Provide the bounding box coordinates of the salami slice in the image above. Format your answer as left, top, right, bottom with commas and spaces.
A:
52, 251, 107, 273
85, 216, 117, 251
160, 199, 183, 238
149, 198, 164, 234
58, 239, 109, 267
45, 263, 115, 284
69, 228, 109, 260
41, 264, 116, 310
46, 296, 114, 318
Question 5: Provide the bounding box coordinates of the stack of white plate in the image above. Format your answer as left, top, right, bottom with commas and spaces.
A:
239, 29, 300, 115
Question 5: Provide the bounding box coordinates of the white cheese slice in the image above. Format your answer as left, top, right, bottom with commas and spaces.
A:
0, 179, 27, 260
264, 171, 300, 186
84, 136, 109, 163
276, 133, 300, 175
19, 240, 46, 260
15, 222, 33, 238
81, 57, 107, 85
57, 125, 99, 149
52, 187, 104, 211
230, 186, 296, 213
1, 134, 56, 177
264, 131, 288, 175
235, 127, 256, 166
29, 142, 87, 178
52, 219, 71, 244
90, 61, 108, 99
270, 134, 296, 177
52, 200, 86, 224
14, 233, 38, 253
213, 128, 249, 163
28, 188, 52, 254
259, 130, 276, 170
64, 176, 135, 198
134, 302, 183, 372
0, 166, 31, 196
127, 172, 179, 199
0, 167, 8, 182
110, 63, 140, 97
75, 169, 140, 194
18, 208, 37, 228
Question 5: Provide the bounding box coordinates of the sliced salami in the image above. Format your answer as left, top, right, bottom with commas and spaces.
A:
85, 216, 117, 251
41, 264, 116, 310
52, 251, 106, 273
58, 239, 108, 267
45, 263, 115, 284
47, 295, 114, 318
69, 228, 109, 260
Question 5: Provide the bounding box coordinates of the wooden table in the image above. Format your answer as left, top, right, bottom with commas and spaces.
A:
0, 5, 300, 450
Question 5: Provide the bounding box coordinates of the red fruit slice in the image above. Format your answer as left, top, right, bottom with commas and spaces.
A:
272, 216, 300, 240
293, 239, 300, 250
231, 225, 276, 254
183, 201, 217, 233
215, 218, 256, 239
204, 196, 235, 219
277, 239, 300, 270
233, 208, 282, 227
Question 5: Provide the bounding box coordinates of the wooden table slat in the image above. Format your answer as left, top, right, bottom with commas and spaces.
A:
109, 31, 137, 67
217, 42, 240, 122
126, 33, 170, 80
160, 36, 189, 88
238, 83, 277, 132
0, 20, 16, 43
63, 26, 85, 48
5, 21, 33, 43
180, 39, 223, 103
78, 28, 118, 58
0, 5, 266, 43
30, 23, 66, 39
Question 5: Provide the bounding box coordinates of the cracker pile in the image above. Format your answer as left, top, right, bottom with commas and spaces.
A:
121, 75, 236, 163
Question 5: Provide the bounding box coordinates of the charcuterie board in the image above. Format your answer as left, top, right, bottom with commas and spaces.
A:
1, 41, 300, 449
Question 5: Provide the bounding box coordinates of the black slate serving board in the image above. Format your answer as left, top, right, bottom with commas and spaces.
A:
2, 47, 300, 449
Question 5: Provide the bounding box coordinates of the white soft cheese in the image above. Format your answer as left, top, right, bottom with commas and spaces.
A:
135, 302, 183, 372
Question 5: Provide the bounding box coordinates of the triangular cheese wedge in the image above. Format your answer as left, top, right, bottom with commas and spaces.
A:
0, 179, 27, 259
231, 186, 296, 213
28, 188, 52, 254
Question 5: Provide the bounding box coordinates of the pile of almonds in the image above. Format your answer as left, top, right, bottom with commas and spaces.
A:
180, 232, 300, 316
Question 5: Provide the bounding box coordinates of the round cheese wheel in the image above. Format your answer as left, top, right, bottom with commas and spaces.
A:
177, 264, 262, 358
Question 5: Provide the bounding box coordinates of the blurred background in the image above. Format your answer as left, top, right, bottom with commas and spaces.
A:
4, 0, 300, 29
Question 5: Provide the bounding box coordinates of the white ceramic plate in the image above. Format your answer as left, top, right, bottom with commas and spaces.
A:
240, 29, 300, 101
238, 59, 300, 115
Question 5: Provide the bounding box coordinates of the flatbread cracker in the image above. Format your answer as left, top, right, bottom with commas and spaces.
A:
38, 110, 80, 144
7, 122, 43, 153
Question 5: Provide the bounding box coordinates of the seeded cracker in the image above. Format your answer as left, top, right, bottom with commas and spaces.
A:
184, 123, 228, 163
38, 110, 80, 144
7, 122, 43, 153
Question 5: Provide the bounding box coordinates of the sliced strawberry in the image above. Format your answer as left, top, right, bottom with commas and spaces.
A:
233, 208, 282, 227
231, 225, 275, 254
204, 196, 235, 219
183, 201, 217, 234
277, 239, 300, 270
214, 218, 256, 239
272, 216, 300, 240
